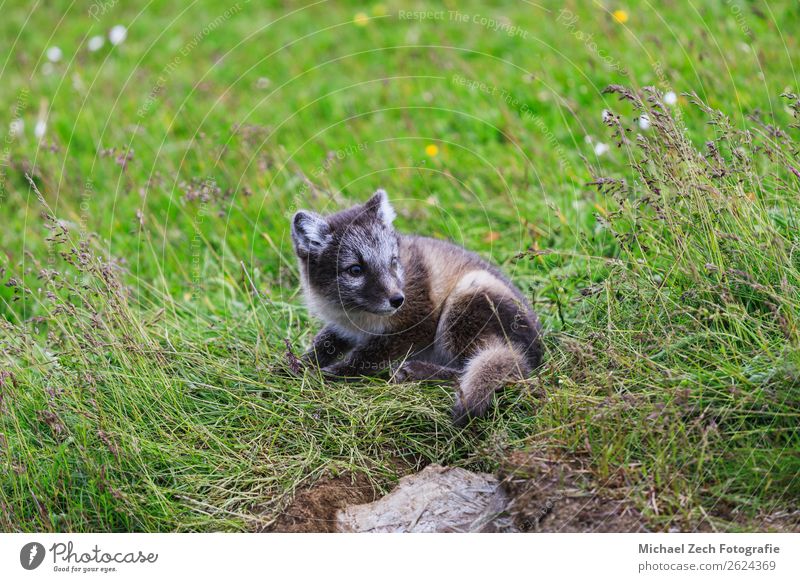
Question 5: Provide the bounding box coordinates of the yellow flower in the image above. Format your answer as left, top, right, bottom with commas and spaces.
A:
354, 12, 369, 26
425, 144, 439, 157
612, 9, 629, 23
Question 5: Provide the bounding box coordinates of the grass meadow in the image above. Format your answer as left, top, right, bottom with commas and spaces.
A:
0, 0, 798, 532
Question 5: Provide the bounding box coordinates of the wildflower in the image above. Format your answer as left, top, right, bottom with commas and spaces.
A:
87, 36, 105, 52
9, 119, 24, 137
664, 91, 678, 105
72, 73, 86, 92
594, 142, 609, 156
34, 120, 47, 140
46, 46, 63, 62
612, 9, 629, 24
425, 144, 439, 157
601, 109, 612, 122
354, 12, 369, 26
638, 113, 651, 130
109, 25, 127, 46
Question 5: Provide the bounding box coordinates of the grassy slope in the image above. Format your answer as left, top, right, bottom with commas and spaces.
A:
0, 0, 798, 531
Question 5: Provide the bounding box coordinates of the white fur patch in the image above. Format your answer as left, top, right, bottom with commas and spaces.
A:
304, 285, 391, 339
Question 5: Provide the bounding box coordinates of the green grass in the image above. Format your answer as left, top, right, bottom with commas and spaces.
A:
1, 0, 798, 532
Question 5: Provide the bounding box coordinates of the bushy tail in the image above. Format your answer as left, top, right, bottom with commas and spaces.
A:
452, 339, 529, 426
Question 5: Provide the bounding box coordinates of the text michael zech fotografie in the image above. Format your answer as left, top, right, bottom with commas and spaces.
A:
639, 543, 780, 557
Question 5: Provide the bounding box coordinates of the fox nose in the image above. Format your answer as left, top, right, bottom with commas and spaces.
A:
389, 294, 405, 309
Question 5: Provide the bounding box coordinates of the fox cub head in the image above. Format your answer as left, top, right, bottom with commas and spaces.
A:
291, 190, 405, 318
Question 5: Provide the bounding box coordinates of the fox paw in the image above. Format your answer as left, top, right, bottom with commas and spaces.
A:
392, 361, 432, 383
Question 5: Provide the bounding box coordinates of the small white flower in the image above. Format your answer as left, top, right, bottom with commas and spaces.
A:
638, 114, 651, 130
602, 109, 612, 122
41, 62, 54, 76
34, 120, 47, 139
72, 73, 86, 92
109, 25, 127, 46
594, 142, 610, 156
664, 91, 678, 106
87, 36, 105, 52
255, 77, 271, 89
46, 46, 63, 62
584, 134, 593, 144
9, 119, 24, 137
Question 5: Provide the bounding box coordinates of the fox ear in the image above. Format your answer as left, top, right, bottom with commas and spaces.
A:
365, 189, 396, 225
292, 211, 331, 256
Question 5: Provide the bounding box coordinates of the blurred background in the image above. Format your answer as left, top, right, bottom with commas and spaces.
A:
2, 0, 796, 300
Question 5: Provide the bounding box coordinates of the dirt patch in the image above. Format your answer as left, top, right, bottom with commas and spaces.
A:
265, 452, 792, 533
754, 509, 800, 533
744, 509, 800, 533
265, 473, 377, 533
265, 452, 648, 533
498, 450, 648, 532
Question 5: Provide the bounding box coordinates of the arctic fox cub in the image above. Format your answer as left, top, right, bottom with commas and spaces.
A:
291, 190, 542, 425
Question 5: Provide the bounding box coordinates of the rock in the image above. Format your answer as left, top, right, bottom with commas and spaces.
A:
337, 464, 517, 533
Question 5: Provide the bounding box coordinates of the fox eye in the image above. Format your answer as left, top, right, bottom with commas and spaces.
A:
346, 264, 364, 276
